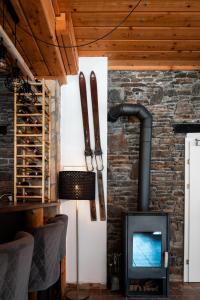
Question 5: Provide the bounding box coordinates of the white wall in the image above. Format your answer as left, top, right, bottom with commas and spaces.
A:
60, 57, 107, 284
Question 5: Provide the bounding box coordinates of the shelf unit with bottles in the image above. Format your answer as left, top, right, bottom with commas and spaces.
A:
14, 80, 51, 204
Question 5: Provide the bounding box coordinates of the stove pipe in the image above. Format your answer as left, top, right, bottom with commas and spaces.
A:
108, 104, 152, 211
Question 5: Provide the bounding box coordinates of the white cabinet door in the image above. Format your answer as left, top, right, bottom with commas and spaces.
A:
184, 133, 200, 282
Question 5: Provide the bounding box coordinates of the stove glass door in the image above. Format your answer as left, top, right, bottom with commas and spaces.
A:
132, 232, 162, 268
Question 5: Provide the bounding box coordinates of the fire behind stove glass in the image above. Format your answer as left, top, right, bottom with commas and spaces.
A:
132, 232, 162, 267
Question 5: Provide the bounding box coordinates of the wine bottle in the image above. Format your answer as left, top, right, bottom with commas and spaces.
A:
23, 138, 35, 144
18, 95, 30, 105
38, 106, 42, 113
18, 107, 32, 114
32, 122, 42, 134
18, 82, 38, 104
18, 116, 30, 124
33, 148, 42, 155
27, 161, 37, 166
18, 180, 30, 186
17, 123, 42, 135
28, 170, 42, 176
18, 107, 37, 125
17, 128, 27, 134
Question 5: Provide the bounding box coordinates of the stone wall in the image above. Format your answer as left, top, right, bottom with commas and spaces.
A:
0, 76, 14, 196
108, 70, 200, 281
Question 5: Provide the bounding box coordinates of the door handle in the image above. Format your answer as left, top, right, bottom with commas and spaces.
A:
164, 251, 169, 268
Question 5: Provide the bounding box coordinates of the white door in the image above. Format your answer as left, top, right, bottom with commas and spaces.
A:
184, 133, 200, 282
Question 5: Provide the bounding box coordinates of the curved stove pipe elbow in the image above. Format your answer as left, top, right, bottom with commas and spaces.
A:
108, 104, 124, 122
108, 103, 152, 124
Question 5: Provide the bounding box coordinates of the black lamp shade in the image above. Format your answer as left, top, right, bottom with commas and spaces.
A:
59, 171, 95, 200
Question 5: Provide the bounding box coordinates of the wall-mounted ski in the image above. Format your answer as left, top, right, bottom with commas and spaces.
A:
90, 71, 106, 221
79, 72, 97, 221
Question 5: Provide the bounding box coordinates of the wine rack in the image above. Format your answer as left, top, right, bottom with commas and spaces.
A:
14, 80, 51, 204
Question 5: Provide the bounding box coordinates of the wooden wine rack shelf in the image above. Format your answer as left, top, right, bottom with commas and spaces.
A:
14, 80, 51, 204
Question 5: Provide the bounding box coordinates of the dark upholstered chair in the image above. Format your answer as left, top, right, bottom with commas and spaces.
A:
47, 214, 68, 299
53, 214, 68, 259
0, 231, 34, 300
28, 221, 64, 292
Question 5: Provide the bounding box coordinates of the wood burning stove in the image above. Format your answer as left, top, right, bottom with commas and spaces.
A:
123, 212, 169, 298
108, 104, 170, 297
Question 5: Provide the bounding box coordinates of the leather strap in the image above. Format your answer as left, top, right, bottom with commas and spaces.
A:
97, 171, 106, 221
90, 71, 106, 221
79, 72, 97, 221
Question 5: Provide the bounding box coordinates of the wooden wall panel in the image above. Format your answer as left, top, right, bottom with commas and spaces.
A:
108, 60, 200, 70
72, 12, 200, 27
79, 50, 200, 61
74, 27, 200, 41
56, 13, 79, 75
59, 0, 200, 12
56, 33, 71, 75
11, 0, 49, 76
51, 0, 60, 16
76, 40, 200, 52
18, 0, 66, 83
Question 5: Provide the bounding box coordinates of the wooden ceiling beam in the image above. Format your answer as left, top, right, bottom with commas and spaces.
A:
108, 60, 200, 71
76, 40, 200, 52
51, 0, 61, 16
79, 50, 200, 61
58, 0, 200, 12
55, 13, 71, 74
18, 0, 66, 85
56, 33, 71, 75
74, 26, 200, 40
72, 12, 200, 27
0, 8, 34, 74
56, 13, 79, 75
11, 0, 49, 76
57, 0, 71, 12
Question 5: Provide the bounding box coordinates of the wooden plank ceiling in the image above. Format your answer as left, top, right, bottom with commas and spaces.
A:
1, 0, 200, 83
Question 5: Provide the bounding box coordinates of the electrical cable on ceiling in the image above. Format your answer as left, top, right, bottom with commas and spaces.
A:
3, 0, 142, 49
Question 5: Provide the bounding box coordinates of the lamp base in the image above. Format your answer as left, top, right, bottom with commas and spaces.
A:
66, 290, 89, 300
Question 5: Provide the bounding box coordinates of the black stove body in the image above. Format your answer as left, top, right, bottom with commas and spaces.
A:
123, 212, 169, 298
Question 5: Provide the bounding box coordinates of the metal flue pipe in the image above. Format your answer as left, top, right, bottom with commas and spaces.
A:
108, 104, 152, 211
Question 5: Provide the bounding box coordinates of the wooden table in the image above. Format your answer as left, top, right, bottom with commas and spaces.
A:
0, 202, 60, 229
0, 202, 59, 213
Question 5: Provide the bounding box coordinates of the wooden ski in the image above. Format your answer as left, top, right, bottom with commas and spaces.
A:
79, 72, 97, 221
90, 71, 106, 221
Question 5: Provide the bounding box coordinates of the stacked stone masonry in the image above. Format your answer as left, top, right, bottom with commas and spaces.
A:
108, 70, 200, 281
0, 76, 14, 196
